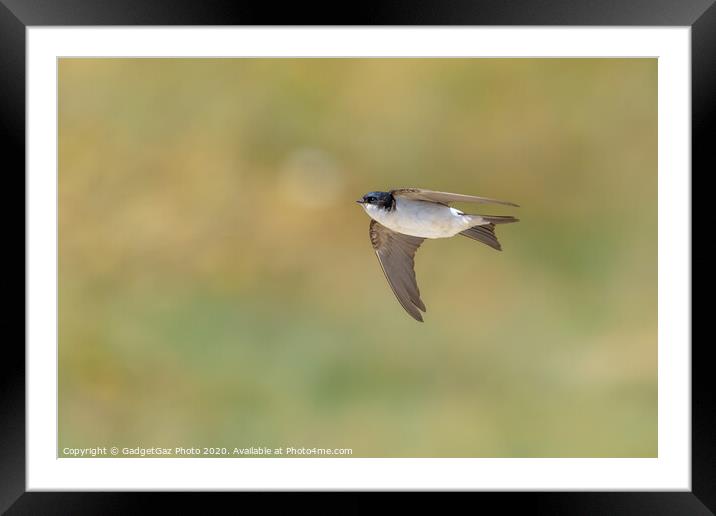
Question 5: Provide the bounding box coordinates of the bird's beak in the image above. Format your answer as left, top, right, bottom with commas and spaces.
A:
356, 199, 365, 204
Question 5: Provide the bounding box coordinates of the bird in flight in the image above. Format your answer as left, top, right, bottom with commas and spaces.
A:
357, 188, 519, 322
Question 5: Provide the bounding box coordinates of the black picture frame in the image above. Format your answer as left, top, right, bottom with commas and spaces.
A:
4, 1, 709, 512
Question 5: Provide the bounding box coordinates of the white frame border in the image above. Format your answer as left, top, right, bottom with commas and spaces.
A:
27, 27, 691, 490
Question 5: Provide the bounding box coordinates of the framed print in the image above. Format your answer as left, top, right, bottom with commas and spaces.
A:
5, 0, 710, 512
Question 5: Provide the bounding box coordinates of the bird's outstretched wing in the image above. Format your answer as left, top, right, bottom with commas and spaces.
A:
369, 220, 426, 322
392, 188, 519, 207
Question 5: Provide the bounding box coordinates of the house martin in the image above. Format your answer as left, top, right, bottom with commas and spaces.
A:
357, 188, 519, 322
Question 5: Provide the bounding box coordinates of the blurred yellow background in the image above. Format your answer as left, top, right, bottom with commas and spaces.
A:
59, 58, 657, 457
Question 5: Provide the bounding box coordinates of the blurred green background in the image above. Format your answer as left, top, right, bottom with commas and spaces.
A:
59, 58, 657, 457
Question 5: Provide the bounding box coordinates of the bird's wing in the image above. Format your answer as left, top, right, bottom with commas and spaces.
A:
369, 220, 426, 322
391, 188, 519, 207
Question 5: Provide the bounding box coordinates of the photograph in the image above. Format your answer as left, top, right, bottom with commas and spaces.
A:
57, 57, 657, 459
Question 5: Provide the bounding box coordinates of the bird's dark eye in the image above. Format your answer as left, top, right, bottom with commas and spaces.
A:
366, 196, 375, 202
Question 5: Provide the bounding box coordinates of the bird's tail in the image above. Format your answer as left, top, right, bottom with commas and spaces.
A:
459, 215, 519, 251
473, 215, 519, 225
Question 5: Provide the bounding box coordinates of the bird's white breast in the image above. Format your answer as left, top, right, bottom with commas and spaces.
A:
364, 198, 475, 239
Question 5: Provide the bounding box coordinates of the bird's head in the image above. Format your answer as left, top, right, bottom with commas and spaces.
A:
356, 191, 394, 211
